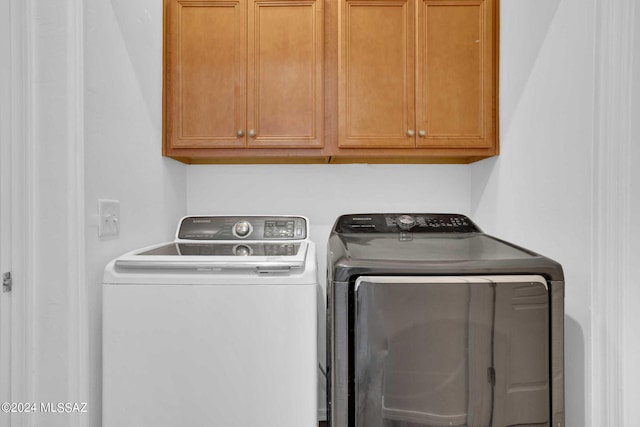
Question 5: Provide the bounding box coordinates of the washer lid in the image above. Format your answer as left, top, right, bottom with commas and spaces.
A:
339, 234, 532, 262
113, 241, 308, 272
329, 214, 564, 282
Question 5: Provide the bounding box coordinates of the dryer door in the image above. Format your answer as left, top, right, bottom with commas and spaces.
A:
353, 275, 550, 427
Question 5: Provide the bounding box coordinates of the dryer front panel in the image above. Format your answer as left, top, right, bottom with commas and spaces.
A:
349, 275, 550, 427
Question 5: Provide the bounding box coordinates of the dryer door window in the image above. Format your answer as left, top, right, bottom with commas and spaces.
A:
353, 275, 549, 427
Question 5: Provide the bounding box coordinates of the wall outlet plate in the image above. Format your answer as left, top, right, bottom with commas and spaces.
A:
98, 199, 120, 238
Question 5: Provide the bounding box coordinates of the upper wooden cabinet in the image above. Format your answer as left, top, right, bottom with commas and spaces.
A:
164, 0, 325, 158
418, 0, 493, 148
338, 0, 416, 149
163, 0, 498, 164
167, 0, 246, 149
337, 0, 497, 158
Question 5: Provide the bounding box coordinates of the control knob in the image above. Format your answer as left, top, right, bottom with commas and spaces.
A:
234, 245, 251, 256
233, 220, 252, 238
397, 215, 416, 230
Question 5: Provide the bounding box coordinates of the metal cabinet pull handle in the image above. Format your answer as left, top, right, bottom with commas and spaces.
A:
248, 129, 256, 138
237, 129, 244, 137
406, 129, 415, 137
418, 130, 426, 137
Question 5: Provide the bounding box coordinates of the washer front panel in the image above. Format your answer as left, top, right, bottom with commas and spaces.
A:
328, 275, 554, 427
103, 283, 318, 427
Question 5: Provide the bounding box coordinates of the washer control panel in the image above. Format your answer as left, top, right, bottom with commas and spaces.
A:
178, 216, 307, 240
335, 214, 480, 234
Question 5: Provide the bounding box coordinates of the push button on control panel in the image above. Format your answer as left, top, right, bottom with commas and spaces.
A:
397, 215, 417, 230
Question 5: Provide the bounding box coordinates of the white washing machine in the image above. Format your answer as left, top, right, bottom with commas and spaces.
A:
103, 215, 318, 427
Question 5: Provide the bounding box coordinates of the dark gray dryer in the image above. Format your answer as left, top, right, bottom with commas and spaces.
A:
327, 213, 564, 427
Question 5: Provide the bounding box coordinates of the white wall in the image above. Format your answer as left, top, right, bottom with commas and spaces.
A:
84, 1, 186, 426
187, 164, 472, 294
623, 3, 640, 423
187, 164, 471, 284
470, 1, 596, 426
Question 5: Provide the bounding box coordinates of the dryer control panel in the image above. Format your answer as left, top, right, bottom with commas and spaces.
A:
177, 216, 308, 240
334, 214, 480, 234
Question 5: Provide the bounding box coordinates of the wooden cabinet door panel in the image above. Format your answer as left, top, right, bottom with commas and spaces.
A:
167, 0, 246, 148
339, 0, 415, 148
417, 0, 495, 147
247, 0, 324, 148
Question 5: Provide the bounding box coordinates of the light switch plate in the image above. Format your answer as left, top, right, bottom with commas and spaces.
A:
98, 199, 120, 238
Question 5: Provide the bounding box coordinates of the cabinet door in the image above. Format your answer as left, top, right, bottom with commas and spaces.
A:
247, 0, 324, 148
165, 0, 246, 148
416, 0, 496, 148
339, 0, 415, 148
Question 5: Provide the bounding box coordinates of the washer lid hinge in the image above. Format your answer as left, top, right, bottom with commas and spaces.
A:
2, 271, 11, 292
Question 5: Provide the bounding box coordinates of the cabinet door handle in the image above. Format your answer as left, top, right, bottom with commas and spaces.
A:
406, 129, 415, 137
248, 129, 256, 138
237, 129, 244, 137
418, 130, 426, 137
